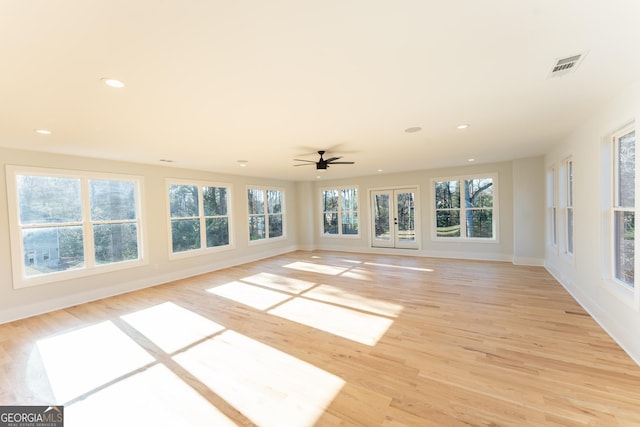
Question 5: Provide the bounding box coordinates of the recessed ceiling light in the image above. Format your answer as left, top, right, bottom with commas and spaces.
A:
377, 169, 383, 172
468, 158, 475, 162
316, 175, 322, 179
159, 159, 174, 163
457, 124, 470, 130
101, 78, 125, 88
237, 160, 248, 167
404, 126, 422, 133
35, 129, 51, 135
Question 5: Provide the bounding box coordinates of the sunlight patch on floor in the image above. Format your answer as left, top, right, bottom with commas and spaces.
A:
283, 261, 348, 276
207, 282, 292, 310
36, 321, 154, 403
241, 272, 316, 293
304, 285, 403, 317
364, 262, 434, 272
269, 298, 394, 346
340, 268, 373, 281
121, 302, 225, 354
174, 330, 344, 427
65, 364, 237, 427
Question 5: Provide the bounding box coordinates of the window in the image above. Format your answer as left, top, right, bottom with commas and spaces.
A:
547, 166, 558, 248
6, 166, 144, 288
248, 187, 284, 242
168, 181, 232, 255
612, 128, 635, 288
434, 175, 496, 240
565, 158, 574, 255
321, 187, 359, 236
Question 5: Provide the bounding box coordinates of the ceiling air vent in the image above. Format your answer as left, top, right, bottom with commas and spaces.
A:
547, 52, 587, 78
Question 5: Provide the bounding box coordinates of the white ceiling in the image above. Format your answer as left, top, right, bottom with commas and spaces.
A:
2, 1, 640, 181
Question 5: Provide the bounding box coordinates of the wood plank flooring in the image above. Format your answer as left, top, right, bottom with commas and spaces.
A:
1, 251, 640, 426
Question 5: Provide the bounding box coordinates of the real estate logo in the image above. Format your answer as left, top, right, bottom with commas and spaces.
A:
0, 406, 63, 427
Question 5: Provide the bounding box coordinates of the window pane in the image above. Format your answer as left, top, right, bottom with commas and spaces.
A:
567, 161, 573, 206
94, 223, 139, 264
324, 212, 338, 234
90, 180, 136, 221
466, 209, 493, 238
268, 214, 283, 238
374, 194, 390, 239
248, 189, 265, 215
267, 190, 282, 214
23, 226, 84, 276
17, 175, 82, 224
171, 219, 200, 252
323, 190, 338, 212
436, 211, 460, 237
465, 179, 493, 208
567, 208, 574, 254
206, 217, 229, 247
341, 188, 358, 211
614, 211, 634, 287
617, 130, 635, 208
203, 186, 228, 216
169, 185, 199, 218
341, 213, 358, 235
249, 216, 266, 240
435, 181, 460, 209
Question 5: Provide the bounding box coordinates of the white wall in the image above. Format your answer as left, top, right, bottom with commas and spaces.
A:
513, 156, 545, 266
545, 78, 640, 364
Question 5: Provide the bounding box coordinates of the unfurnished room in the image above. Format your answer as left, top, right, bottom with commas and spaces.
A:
1, 1, 640, 426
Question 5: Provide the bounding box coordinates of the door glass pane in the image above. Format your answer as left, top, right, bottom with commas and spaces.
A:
397, 192, 415, 241
436, 211, 460, 237
614, 211, 634, 287
374, 194, 390, 240
23, 226, 84, 276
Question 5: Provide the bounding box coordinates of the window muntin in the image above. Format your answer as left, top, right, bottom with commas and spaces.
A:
8, 167, 144, 288
321, 187, 359, 236
613, 129, 635, 288
248, 187, 284, 242
168, 182, 232, 254
434, 176, 495, 240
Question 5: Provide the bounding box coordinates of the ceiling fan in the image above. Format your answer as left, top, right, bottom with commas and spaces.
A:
294, 150, 355, 170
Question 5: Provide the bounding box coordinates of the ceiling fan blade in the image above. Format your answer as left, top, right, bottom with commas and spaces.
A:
293, 159, 317, 163
325, 156, 342, 163
294, 163, 315, 166
327, 161, 355, 164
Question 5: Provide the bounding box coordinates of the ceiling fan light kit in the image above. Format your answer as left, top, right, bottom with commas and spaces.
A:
294, 150, 355, 170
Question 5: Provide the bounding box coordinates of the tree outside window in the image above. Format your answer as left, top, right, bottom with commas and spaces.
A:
322, 187, 359, 236
613, 129, 635, 288
248, 187, 284, 241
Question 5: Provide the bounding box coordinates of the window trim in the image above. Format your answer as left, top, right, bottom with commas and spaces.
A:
431, 173, 499, 242
609, 127, 636, 290
561, 157, 574, 259
319, 186, 360, 238
166, 179, 234, 259
6, 165, 146, 289
246, 185, 286, 245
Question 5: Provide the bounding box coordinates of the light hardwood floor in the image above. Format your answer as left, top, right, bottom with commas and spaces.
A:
1, 251, 640, 426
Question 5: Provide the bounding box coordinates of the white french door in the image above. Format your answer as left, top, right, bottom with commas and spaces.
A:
370, 188, 419, 249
